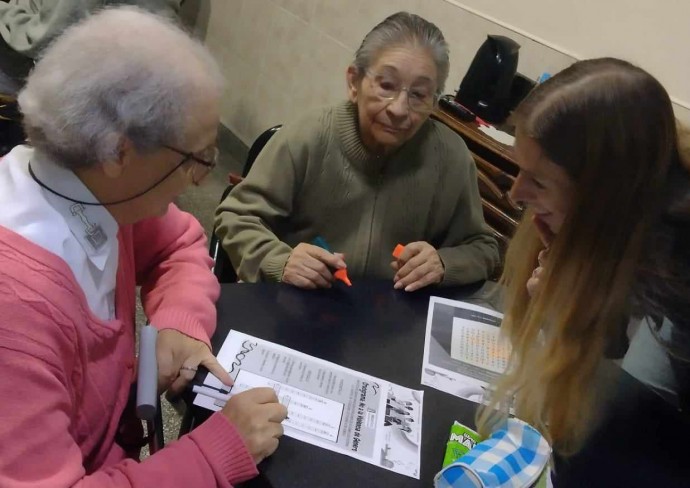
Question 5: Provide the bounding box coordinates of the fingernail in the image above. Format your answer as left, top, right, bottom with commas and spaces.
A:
394, 282, 402, 290
405, 285, 413, 292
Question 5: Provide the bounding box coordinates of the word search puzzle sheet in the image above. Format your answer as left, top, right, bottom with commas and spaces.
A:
194, 330, 424, 479
450, 318, 510, 374
232, 369, 344, 442
422, 297, 508, 404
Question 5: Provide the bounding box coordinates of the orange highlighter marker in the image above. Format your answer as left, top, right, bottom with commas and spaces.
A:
333, 269, 352, 287
312, 236, 352, 287
392, 243, 405, 260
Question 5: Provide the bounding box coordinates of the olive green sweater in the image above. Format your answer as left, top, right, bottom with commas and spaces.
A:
215, 101, 499, 285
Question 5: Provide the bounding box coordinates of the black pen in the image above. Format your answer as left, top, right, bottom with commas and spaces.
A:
190, 364, 233, 398
191, 381, 233, 402
191, 380, 290, 420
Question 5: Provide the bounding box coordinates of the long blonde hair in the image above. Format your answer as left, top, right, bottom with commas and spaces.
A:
478, 58, 690, 454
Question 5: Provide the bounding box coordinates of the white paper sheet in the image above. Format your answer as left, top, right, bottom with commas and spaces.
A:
450, 317, 510, 374
421, 297, 507, 404
232, 369, 344, 442
193, 330, 424, 479
478, 125, 516, 146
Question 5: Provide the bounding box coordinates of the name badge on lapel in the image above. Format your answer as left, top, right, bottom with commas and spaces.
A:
70, 203, 107, 251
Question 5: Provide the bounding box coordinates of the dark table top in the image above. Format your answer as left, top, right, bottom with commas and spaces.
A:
190, 281, 690, 487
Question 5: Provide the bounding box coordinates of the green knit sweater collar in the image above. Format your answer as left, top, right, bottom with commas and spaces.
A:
334, 101, 432, 175
334, 101, 404, 174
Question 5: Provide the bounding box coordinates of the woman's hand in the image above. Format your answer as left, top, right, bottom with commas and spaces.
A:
391, 241, 444, 292
156, 329, 233, 397
526, 249, 548, 297
282, 243, 346, 289
527, 215, 555, 297
221, 388, 288, 464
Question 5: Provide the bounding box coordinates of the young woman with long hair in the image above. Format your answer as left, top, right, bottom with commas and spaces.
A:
478, 58, 690, 455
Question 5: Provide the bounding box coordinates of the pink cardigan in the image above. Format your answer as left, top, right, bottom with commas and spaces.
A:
0, 204, 258, 487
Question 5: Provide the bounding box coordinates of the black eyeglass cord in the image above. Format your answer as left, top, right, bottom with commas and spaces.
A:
28, 160, 186, 207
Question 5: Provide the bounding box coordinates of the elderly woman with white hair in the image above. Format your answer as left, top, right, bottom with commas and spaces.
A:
0, 7, 285, 487
216, 12, 499, 291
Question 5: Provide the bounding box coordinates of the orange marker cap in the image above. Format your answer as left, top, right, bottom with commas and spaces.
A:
334, 268, 352, 287
392, 244, 405, 259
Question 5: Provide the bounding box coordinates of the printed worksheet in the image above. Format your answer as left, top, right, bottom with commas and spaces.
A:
193, 330, 424, 479
450, 318, 510, 374
421, 297, 507, 404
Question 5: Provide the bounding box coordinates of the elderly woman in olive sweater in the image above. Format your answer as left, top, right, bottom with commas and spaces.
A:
215, 12, 499, 292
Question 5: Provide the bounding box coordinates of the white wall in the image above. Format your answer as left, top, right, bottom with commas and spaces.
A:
200, 0, 688, 146
443, 0, 690, 120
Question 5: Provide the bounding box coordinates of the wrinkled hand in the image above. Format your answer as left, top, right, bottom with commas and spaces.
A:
391, 241, 444, 292
157, 329, 233, 397
282, 243, 346, 289
222, 387, 288, 464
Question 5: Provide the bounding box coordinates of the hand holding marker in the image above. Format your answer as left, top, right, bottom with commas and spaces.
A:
392, 244, 405, 261
311, 236, 352, 286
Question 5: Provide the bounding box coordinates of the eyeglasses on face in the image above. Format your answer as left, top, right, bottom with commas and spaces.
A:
164, 144, 219, 185
365, 70, 438, 114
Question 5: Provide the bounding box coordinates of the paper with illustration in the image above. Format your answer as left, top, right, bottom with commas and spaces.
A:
422, 296, 508, 404
193, 330, 424, 479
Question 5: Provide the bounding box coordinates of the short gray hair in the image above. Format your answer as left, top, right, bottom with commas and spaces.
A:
352, 12, 450, 94
18, 6, 224, 170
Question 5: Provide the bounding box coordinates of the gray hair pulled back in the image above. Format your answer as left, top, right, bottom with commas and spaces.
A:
352, 12, 450, 93
18, 6, 223, 170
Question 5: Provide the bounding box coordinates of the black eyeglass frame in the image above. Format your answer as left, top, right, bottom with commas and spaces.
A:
163, 144, 218, 185
27, 144, 219, 207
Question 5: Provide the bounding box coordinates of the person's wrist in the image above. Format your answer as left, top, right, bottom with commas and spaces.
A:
280, 250, 294, 282
437, 251, 445, 283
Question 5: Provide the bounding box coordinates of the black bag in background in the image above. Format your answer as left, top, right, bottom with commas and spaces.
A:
0, 93, 24, 156
0, 35, 30, 156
